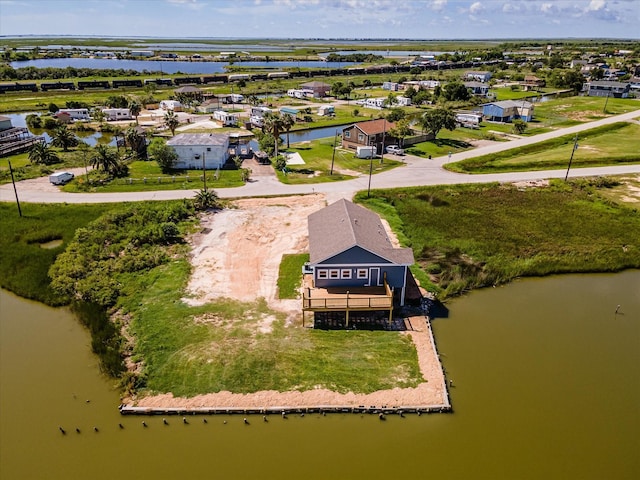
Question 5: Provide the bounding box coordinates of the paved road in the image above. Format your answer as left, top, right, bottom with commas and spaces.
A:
2, 108, 639, 204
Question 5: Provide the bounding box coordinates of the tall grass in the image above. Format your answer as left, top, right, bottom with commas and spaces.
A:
0, 202, 112, 305
356, 178, 640, 298
277, 253, 309, 299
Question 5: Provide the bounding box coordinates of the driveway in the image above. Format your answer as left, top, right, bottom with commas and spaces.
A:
2, 108, 640, 204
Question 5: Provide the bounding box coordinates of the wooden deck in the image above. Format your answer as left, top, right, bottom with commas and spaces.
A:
302, 275, 394, 327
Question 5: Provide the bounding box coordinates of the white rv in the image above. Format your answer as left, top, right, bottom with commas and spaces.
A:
102, 108, 133, 121
56, 108, 90, 121
213, 110, 239, 127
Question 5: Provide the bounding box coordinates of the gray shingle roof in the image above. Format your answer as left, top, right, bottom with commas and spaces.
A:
308, 199, 414, 265
166, 133, 229, 146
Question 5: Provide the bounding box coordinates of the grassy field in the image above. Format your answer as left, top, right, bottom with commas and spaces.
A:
63, 161, 245, 192
0, 147, 91, 184
446, 122, 640, 173
531, 96, 640, 130
356, 177, 640, 298
122, 260, 422, 396
277, 137, 403, 184
0, 202, 113, 305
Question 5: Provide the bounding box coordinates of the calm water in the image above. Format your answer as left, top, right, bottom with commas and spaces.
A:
319, 50, 450, 57
10, 58, 357, 74
1, 271, 638, 479
5, 112, 116, 147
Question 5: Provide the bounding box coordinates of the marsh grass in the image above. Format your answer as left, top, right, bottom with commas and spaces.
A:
446, 123, 640, 173
0, 202, 112, 305
356, 178, 640, 298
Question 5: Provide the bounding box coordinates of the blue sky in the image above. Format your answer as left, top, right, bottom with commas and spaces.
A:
0, 0, 638, 39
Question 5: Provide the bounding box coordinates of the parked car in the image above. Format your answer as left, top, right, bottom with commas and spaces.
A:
385, 145, 405, 155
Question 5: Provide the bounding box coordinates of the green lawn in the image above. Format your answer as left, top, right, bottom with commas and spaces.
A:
123, 260, 422, 397
356, 177, 640, 298
62, 161, 245, 192
532, 96, 640, 129
0, 147, 93, 184
277, 137, 403, 184
277, 253, 309, 299
446, 122, 640, 173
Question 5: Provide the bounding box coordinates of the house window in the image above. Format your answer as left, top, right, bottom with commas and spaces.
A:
358, 133, 365, 142
329, 269, 340, 279
207, 147, 211, 152
317, 269, 328, 279
357, 269, 368, 279
341, 269, 352, 279
344, 131, 351, 138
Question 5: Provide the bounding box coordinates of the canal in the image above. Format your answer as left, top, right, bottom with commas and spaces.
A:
0, 271, 638, 479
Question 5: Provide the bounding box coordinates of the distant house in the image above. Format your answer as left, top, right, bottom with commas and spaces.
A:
464, 81, 490, 97
0, 115, 13, 131
299, 81, 331, 97
341, 119, 397, 154
382, 81, 400, 91
174, 85, 202, 101
130, 50, 154, 57
585, 81, 631, 98
56, 108, 90, 121
464, 71, 492, 82
160, 100, 183, 111
520, 75, 546, 91
317, 105, 335, 116
166, 133, 230, 170
302, 199, 415, 325
481, 100, 534, 122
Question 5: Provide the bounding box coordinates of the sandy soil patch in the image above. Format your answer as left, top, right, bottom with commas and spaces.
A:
132, 193, 449, 410
11, 166, 92, 193
183, 194, 327, 314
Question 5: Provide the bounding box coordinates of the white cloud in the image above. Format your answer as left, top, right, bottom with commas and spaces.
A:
585, 0, 606, 12
469, 1, 483, 14
431, 0, 447, 11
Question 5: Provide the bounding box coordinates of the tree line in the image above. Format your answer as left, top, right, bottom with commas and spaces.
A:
0, 65, 163, 81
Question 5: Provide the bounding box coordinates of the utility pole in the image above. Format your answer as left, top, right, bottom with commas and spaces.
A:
202, 151, 207, 191
367, 154, 373, 198
603, 91, 610, 114
330, 129, 338, 175
564, 135, 579, 181
8, 161, 22, 217
380, 118, 386, 164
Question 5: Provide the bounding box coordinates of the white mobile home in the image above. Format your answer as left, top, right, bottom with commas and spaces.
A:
317, 105, 335, 116
159, 100, 183, 111
213, 110, 239, 127
166, 133, 230, 170
102, 108, 133, 121
56, 108, 90, 121
250, 106, 272, 118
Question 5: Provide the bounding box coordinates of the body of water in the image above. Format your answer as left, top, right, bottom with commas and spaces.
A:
10, 58, 357, 74
5, 112, 116, 147
1, 270, 638, 479
319, 50, 450, 57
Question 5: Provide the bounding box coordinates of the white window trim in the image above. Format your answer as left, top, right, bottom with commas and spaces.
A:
344, 131, 351, 138
341, 269, 352, 279
357, 269, 368, 279
329, 269, 340, 279
358, 133, 365, 142
317, 269, 328, 279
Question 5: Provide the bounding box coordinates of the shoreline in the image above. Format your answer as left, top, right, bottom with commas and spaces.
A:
121, 315, 452, 415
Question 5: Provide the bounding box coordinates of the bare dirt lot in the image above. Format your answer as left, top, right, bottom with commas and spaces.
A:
132, 193, 448, 410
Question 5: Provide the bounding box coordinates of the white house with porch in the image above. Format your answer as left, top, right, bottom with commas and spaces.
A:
166, 133, 230, 170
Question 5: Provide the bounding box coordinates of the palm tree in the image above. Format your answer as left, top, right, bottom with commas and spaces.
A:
90, 144, 120, 174
262, 112, 284, 158
281, 113, 295, 149
124, 126, 147, 160
194, 188, 220, 211
129, 100, 142, 125
164, 111, 179, 136
51, 125, 78, 152
28, 141, 60, 165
